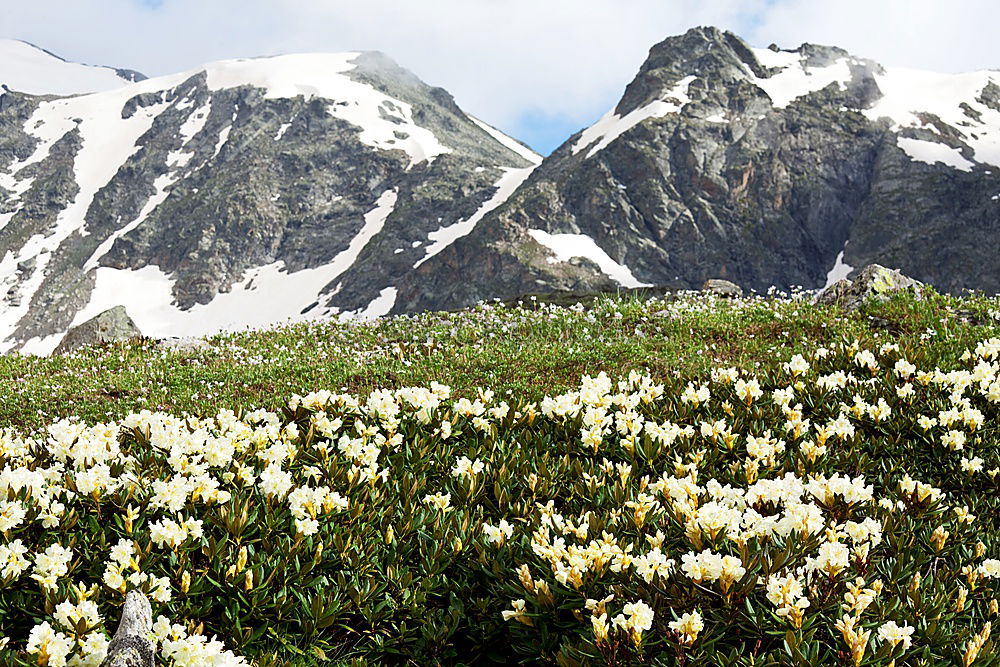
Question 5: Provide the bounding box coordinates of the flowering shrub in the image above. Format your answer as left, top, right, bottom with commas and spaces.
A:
489, 337, 999, 665
0, 294, 998, 664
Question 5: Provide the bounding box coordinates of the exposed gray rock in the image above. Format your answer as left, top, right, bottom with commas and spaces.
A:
157, 336, 210, 353
815, 264, 923, 310
701, 278, 743, 298
101, 590, 154, 667
52, 306, 142, 355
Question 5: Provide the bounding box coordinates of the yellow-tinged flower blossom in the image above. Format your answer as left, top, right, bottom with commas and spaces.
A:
422, 492, 452, 512
669, 610, 704, 646
501, 599, 533, 626
931, 525, 950, 553
877, 620, 914, 650
964, 622, 991, 667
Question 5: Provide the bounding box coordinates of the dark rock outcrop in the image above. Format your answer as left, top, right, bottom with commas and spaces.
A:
52, 306, 142, 355
702, 279, 743, 298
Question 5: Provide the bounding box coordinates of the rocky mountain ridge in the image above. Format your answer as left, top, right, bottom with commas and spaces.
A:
395, 27, 1000, 313
0, 41, 538, 353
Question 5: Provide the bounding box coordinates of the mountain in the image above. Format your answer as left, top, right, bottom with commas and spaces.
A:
395, 27, 1000, 313
0, 39, 145, 95
0, 44, 538, 353
4, 30, 999, 354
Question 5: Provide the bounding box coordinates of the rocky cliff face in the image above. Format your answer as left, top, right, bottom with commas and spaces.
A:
396, 27, 1000, 313
0, 44, 538, 352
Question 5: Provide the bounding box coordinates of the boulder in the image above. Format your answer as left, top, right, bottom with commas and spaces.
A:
815, 264, 923, 310
701, 279, 744, 298
157, 336, 210, 353
102, 590, 154, 667
52, 306, 143, 355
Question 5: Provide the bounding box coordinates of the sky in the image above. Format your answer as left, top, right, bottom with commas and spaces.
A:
4, 0, 1000, 155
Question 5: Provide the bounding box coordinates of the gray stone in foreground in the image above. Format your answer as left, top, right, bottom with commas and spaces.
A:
701, 279, 744, 298
101, 590, 154, 667
815, 264, 923, 310
156, 336, 210, 353
52, 306, 143, 355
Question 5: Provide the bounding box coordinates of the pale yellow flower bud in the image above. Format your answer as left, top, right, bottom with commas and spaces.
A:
236, 546, 248, 574
931, 526, 949, 553
954, 586, 968, 614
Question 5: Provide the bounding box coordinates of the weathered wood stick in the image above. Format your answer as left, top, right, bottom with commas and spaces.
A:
101, 590, 154, 667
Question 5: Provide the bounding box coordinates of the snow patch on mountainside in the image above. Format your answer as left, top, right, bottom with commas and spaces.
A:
0, 39, 135, 96
469, 117, 542, 165
750, 50, 1000, 171
749, 48, 852, 109
896, 137, 975, 171
204, 54, 450, 166
45, 189, 401, 350
527, 230, 650, 288
573, 75, 697, 158
864, 68, 1000, 169
354, 287, 398, 319
823, 244, 855, 289
414, 167, 535, 268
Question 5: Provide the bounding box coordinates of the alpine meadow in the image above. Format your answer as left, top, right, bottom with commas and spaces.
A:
1, 13, 1000, 667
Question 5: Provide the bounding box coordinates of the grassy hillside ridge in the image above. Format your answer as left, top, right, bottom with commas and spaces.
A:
2, 288, 997, 431
1, 288, 999, 665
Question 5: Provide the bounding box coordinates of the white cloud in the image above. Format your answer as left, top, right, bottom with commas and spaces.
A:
4, 0, 999, 152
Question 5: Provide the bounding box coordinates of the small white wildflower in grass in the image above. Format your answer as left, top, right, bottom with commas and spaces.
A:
501, 599, 532, 626
961, 457, 984, 474
294, 517, 320, 536
26, 621, 73, 667
0, 540, 30, 580
942, 430, 966, 451
0, 500, 27, 532
979, 559, 1000, 578
31, 543, 72, 591
613, 600, 654, 644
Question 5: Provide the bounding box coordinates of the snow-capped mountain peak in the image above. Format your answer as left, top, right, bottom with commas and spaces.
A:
0, 44, 538, 354
393, 26, 1000, 313
0, 39, 143, 96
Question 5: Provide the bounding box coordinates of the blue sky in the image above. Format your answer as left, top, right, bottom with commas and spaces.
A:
5, 0, 1000, 155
